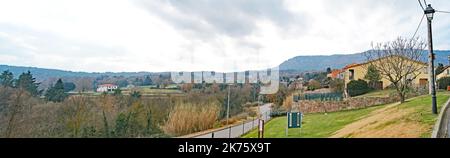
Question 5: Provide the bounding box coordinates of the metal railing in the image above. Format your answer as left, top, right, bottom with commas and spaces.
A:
194, 111, 272, 138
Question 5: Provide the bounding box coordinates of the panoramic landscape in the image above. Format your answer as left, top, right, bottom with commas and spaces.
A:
1, 0, 450, 141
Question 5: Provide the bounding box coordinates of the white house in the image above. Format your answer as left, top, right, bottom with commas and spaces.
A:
97, 84, 118, 92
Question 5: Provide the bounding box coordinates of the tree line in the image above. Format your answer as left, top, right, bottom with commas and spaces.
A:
0, 70, 73, 102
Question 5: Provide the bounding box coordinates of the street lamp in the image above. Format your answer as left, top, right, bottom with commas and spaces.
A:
425, 4, 435, 21
425, 4, 437, 114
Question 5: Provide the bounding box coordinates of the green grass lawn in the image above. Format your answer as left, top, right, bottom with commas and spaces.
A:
242, 106, 384, 138
356, 89, 396, 98
242, 92, 450, 138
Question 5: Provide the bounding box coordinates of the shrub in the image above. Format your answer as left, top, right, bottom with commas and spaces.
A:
130, 91, 141, 99
161, 101, 220, 136
347, 79, 371, 97
329, 79, 344, 93
283, 94, 293, 111
437, 77, 450, 90
307, 80, 321, 91
113, 88, 122, 96
270, 111, 287, 117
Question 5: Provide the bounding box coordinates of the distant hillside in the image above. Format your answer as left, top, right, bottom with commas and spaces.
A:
0, 65, 159, 81
279, 50, 450, 72
2, 50, 450, 80
280, 53, 365, 72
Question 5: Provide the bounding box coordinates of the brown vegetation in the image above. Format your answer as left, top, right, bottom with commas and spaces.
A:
331, 103, 425, 138
0, 87, 171, 137
0, 82, 260, 137
161, 101, 220, 136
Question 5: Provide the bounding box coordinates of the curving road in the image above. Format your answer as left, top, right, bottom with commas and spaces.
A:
194, 103, 272, 138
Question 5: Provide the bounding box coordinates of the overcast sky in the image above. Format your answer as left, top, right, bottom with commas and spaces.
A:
0, 0, 449, 72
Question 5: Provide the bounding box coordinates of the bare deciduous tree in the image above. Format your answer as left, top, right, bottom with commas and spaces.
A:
364, 37, 426, 103
74, 77, 93, 92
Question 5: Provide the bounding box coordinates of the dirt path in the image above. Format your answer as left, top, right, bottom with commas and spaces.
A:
331, 102, 427, 138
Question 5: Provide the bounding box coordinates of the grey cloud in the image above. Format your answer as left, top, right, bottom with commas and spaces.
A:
135, 0, 306, 39
0, 23, 127, 70
0, 23, 125, 59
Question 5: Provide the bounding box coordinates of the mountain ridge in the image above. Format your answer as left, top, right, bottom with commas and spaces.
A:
2, 50, 450, 80
279, 50, 450, 72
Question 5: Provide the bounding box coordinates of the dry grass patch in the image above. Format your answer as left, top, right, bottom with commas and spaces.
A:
161, 102, 220, 136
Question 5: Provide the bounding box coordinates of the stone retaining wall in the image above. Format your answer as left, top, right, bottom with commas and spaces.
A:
293, 97, 400, 114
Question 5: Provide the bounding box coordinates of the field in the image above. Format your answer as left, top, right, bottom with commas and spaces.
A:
122, 87, 183, 96
242, 92, 450, 138
68, 86, 184, 97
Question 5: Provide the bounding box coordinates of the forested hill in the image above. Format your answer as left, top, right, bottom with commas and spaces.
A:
0, 65, 159, 80
279, 50, 450, 72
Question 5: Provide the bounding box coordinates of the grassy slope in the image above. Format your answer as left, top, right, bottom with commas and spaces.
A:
397, 93, 450, 138
242, 106, 383, 138
242, 92, 450, 138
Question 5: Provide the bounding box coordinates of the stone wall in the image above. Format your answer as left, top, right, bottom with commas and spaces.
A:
293, 97, 400, 114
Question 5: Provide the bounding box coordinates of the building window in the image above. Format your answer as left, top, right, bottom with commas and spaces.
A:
349, 69, 355, 80
423, 67, 428, 74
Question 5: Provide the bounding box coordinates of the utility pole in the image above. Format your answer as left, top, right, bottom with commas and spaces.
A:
425, 4, 438, 114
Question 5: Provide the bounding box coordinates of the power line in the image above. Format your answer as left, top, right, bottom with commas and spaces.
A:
418, 0, 425, 11
436, 10, 450, 14
412, 14, 425, 39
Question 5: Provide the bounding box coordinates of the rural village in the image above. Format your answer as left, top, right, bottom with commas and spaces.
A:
1, 0, 450, 140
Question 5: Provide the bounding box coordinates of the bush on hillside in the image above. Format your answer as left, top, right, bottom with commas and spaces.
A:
307, 80, 321, 91
329, 79, 344, 93
347, 79, 371, 97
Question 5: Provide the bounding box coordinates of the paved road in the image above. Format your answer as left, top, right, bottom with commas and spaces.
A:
446, 105, 450, 138
194, 103, 272, 138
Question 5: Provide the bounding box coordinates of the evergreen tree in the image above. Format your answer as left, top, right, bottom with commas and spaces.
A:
326, 67, 332, 74
45, 79, 68, 102
436, 63, 445, 75
116, 80, 129, 88
0, 70, 14, 88
17, 71, 41, 96
143, 75, 153, 86
133, 78, 143, 86
364, 65, 381, 88
63, 82, 76, 92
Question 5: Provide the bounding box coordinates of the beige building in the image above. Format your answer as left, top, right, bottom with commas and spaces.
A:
338, 56, 429, 90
